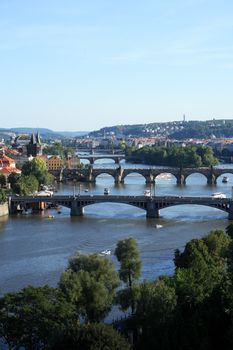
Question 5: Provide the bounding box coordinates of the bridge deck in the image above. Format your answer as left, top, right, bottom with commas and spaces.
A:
10, 195, 232, 204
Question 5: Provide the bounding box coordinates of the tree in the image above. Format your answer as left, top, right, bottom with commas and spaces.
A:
16, 175, 39, 195
134, 277, 177, 350
0, 189, 7, 203
115, 237, 142, 288
174, 230, 230, 306
0, 285, 75, 350
59, 253, 119, 322
8, 172, 21, 192
0, 174, 6, 188
22, 158, 53, 185
226, 223, 233, 240
115, 237, 142, 313
50, 322, 131, 350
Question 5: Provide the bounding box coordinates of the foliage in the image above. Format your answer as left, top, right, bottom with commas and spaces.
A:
59, 253, 119, 322
43, 142, 75, 158
115, 237, 142, 288
0, 188, 7, 202
115, 237, 142, 314
126, 144, 218, 167
174, 230, 230, 306
50, 322, 131, 350
0, 285, 75, 350
0, 174, 6, 188
22, 157, 53, 185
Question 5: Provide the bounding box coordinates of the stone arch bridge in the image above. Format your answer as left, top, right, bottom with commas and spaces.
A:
51, 167, 233, 185
9, 195, 233, 219
78, 155, 125, 164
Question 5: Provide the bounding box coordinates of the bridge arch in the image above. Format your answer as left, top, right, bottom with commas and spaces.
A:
185, 172, 209, 185
157, 203, 228, 218
93, 172, 116, 183
215, 171, 233, 183
81, 201, 146, 216
121, 171, 147, 184
154, 172, 177, 184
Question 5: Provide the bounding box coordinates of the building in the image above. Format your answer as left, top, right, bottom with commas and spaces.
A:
46, 155, 64, 170
26, 132, 43, 157
0, 154, 21, 178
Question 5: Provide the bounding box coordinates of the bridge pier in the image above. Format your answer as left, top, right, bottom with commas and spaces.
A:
145, 174, 154, 184
146, 201, 160, 218
177, 174, 185, 185
228, 202, 233, 220
70, 201, 84, 216
207, 174, 216, 185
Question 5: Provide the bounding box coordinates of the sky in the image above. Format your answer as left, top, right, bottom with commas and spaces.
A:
0, 0, 233, 131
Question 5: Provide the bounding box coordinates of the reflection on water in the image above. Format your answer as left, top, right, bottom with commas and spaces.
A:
0, 164, 232, 295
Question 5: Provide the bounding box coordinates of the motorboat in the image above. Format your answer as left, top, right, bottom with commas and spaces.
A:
104, 188, 110, 195
222, 176, 229, 183
144, 190, 151, 197
100, 249, 111, 255
84, 189, 89, 192
47, 215, 55, 219
154, 224, 163, 229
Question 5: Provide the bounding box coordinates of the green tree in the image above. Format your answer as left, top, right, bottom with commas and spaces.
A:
134, 277, 177, 350
16, 175, 39, 195
50, 322, 131, 350
0, 285, 75, 350
59, 253, 119, 322
174, 230, 230, 306
115, 238, 142, 313
8, 172, 21, 192
0, 174, 6, 188
22, 158, 53, 185
226, 223, 233, 240
0, 189, 7, 202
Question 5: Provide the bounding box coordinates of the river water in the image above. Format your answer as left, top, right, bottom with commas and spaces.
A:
1, 161, 233, 296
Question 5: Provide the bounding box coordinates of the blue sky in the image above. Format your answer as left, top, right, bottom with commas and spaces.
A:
0, 0, 233, 131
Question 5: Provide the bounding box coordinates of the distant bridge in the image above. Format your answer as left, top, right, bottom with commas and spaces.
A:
9, 195, 233, 219
51, 166, 233, 185
78, 154, 125, 164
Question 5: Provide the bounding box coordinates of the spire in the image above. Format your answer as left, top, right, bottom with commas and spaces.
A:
36, 131, 41, 144
30, 133, 36, 144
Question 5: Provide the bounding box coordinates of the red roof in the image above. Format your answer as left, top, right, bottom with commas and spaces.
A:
0, 167, 21, 175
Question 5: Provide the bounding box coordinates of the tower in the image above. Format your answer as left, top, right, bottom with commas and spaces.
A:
26, 132, 43, 157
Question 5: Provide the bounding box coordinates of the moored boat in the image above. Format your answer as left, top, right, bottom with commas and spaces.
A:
222, 176, 229, 183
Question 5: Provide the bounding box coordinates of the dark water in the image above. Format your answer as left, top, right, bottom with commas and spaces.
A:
1, 162, 233, 296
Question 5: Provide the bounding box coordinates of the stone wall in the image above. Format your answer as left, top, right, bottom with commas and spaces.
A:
0, 203, 8, 217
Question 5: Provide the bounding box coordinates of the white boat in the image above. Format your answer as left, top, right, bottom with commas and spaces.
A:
104, 188, 110, 195
154, 224, 163, 229
222, 176, 229, 183
211, 192, 226, 199
84, 189, 89, 192
100, 249, 111, 255
144, 190, 151, 197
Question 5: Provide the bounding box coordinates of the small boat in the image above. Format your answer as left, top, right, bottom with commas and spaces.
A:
154, 224, 163, 229
100, 249, 111, 255
47, 215, 55, 219
144, 190, 151, 197
104, 188, 110, 195
222, 176, 229, 183
84, 189, 89, 192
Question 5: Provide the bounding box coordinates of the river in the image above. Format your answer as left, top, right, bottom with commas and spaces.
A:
1, 161, 233, 296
